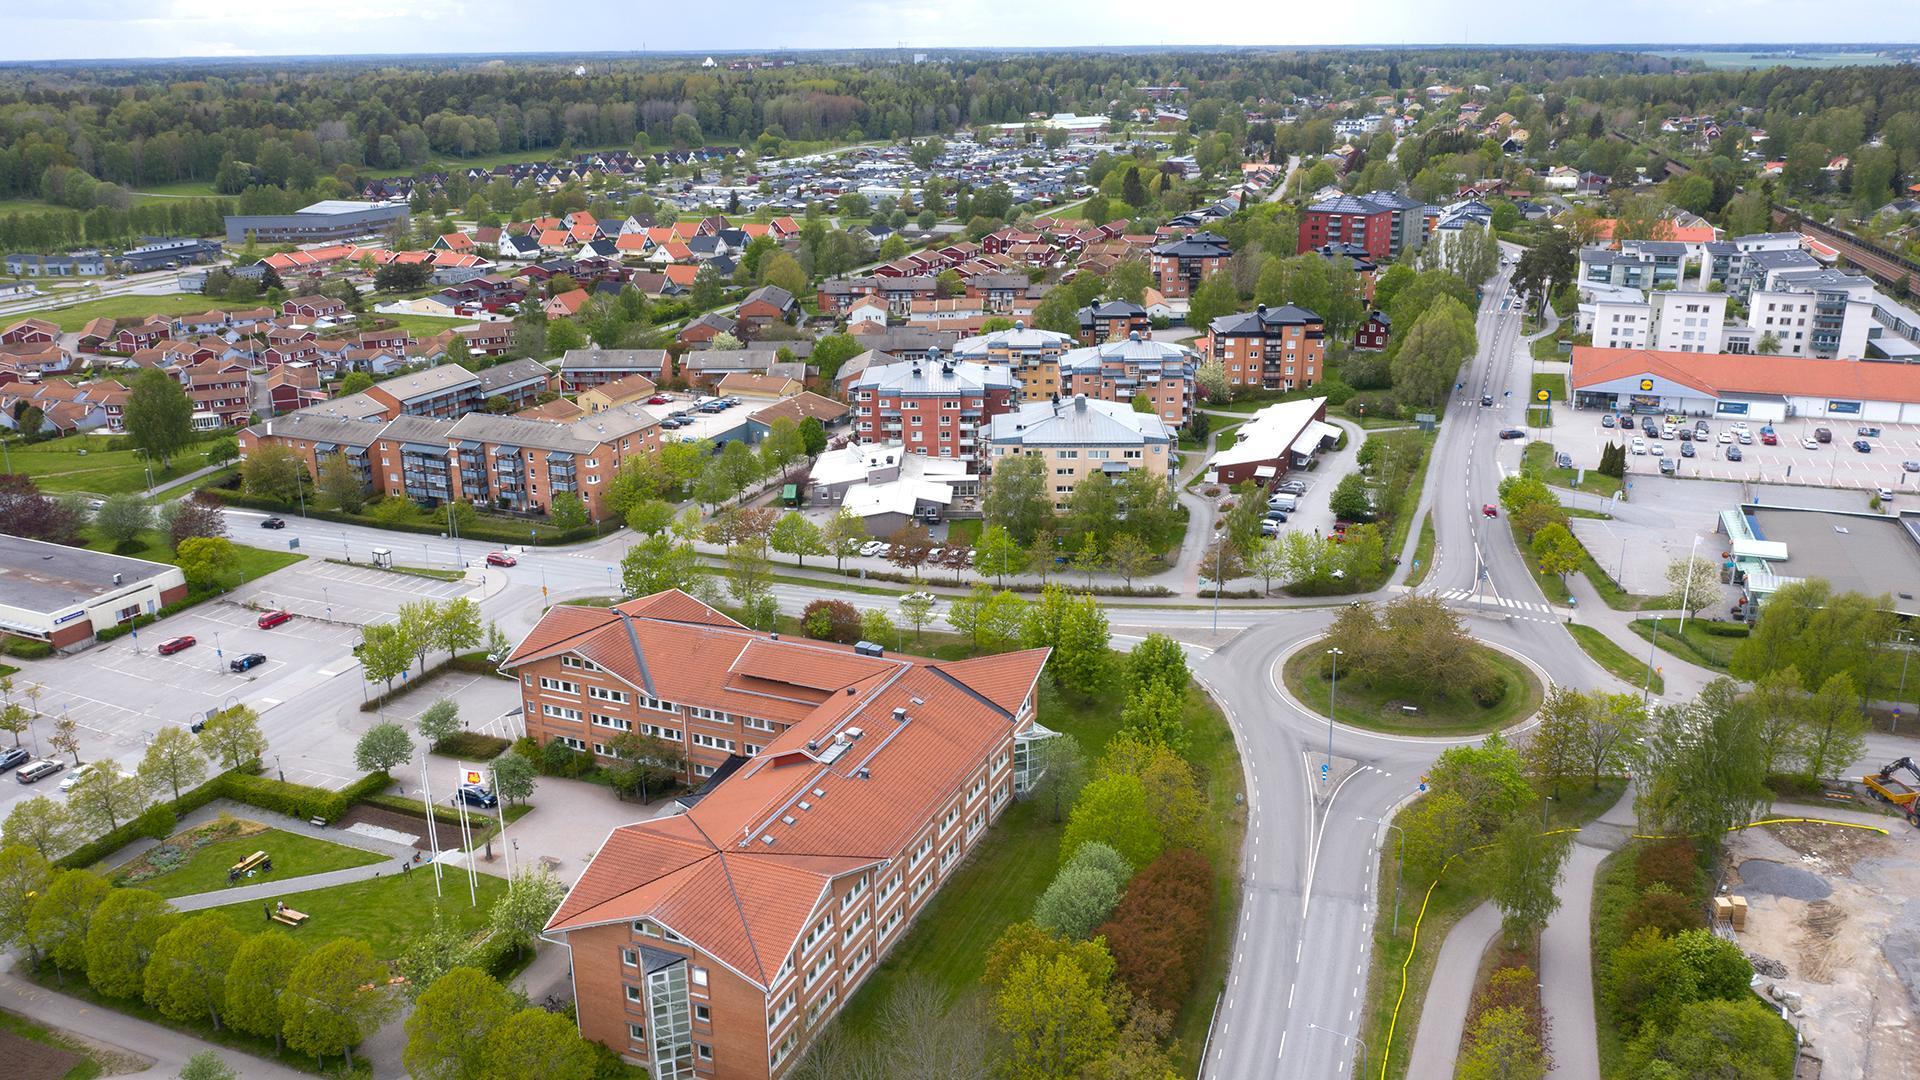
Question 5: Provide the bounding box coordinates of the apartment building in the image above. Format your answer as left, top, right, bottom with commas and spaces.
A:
988, 394, 1173, 507
1204, 304, 1328, 391
363, 365, 483, 419
1297, 191, 1426, 260
516, 591, 1050, 1080
1058, 333, 1199, 428
558, 349, 672, 392
1649, 291, 1730, 354
474, 357, 557, 412
1147, 232, 1231, 298
847, 353, 1017, 464
948, 324, 1076, 401
1075, 299, 1152, 346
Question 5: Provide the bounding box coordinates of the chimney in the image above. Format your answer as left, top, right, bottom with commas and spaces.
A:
1075, 394, 1088, 412
892, 707, 908, 723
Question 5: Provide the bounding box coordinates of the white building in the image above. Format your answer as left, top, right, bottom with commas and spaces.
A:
0, 536, 189, 653
1649, 291, 1729, 354
807, 441, 977, 534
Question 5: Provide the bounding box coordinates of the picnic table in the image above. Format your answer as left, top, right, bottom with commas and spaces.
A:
271, 906, 309, 926
228, 850, 272, 884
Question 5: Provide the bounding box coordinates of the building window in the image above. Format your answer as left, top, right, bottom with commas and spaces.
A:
626, 984, 641, 1002
538, 677, 578, 694
695, 1004, 710, 1023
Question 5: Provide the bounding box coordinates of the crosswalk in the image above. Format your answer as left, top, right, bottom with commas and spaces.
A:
1430, 588, 1554, 615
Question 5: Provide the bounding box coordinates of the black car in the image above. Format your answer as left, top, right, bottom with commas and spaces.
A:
1680, 442, 1696, 458
260, 517, 286, 529
1854, 439, 1873, 453
453, 783, 498, 808
1481, 394, 1493, 407
1499, 428, 1526, 439
229, 652, 267, 673
1726, 445, 1743, 461
0, 745, 30, 773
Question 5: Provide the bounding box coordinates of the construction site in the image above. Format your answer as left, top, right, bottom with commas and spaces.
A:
1720, 807, 1920, 1079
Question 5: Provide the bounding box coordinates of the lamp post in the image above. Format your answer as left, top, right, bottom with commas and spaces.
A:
1360, 815, 1405, 934
1676, 534, 1702, 635
1325, 647, 1343, 780
1897, 629, 1914, 735
1308, 1023, 1369, 1079
1642, 615, 1662, 707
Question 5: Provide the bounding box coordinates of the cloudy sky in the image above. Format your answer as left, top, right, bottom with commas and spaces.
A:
5, 0, 1918, 62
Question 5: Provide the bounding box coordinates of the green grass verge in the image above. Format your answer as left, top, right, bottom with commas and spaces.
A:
6, 433, 229, 495
324, 557, 465, 582
1406, 513, 1435, 587
200, 864, 507, 959
941, 518, 982, 548
1530, 330, 1573, 363
1530, 371, 1568, 403
0, 1008, 105, 1080
1281, 641, 1545, 737
835, 665, 1245, 1077
1566, 624, 1664, 696
112, 826, 386, 899
1626, 617, 1746, 673
1522, 441, 1624, 499
368, 313, 479, 337
1526, 407, 1552, 428
83, 526, 304, 589
34, 294, 232, 334
1362, 779, 1627, 1080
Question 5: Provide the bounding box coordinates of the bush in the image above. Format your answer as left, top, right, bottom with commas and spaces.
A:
195, 483, 614, 545
1621, 883, 1700, 938
802, 599, 862, 644
1097, 848, 1214, 1012
1469, 671, 1508, 707
1033, 861, 1124, 939
1, 635, 54, 659
1345, 392, 1402, 420
1635, 839, 1702, 896
433, 732, 511, 760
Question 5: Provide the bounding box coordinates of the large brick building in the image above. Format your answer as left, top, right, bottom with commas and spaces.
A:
847, 352, 1018, 465
948, 324, 1076, 402
1147, 232, 1231, 298
1297, 191, 1428, 261
1058, 333, 1199, 427
515, 592, 1050, 1080
1205, 304, 1328, 391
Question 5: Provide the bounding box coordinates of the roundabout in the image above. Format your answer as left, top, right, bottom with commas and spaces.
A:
1278, 633, 1548, 737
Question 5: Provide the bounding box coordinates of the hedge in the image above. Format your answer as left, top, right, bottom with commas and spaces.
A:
195, 483, 616, 546
432, 732, 511, 760
1, 636, 54, 659
94, 587, 220, 643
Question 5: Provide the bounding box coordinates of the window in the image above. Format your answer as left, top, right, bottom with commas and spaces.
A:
557, 735, 586, 751
842, 875, 869, 909
697, 1044, 712, 1061
634, 919, 660, 936
623, 949, 638, 967
842, 909, 868, 943
626, 984, 642, 1002
772, 1032, 799, 1068
591, 713, 630, 731
637, 694, 675, 712
804, 949, 836, 989
629, 1022, 645, 1041
744, 743, 762, 756
560, 655, 601, 672
742, 717, 774, 733
803, 915, 834, 952
768, 991, 796, 1028
588, 685, 629, 704
585, 458, 599, 468
638, 722, 681, 741
542, 704, 581, 722
694, 1004, 710, 1023
538, 677, 579, 694
691, 733, 734, 752
910, 836, 933, 866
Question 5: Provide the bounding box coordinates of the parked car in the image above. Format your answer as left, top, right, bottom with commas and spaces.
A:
14, 759, 62, 784
1601, 414, 1616, 428
1717, 430, 1733, 444
1277, 479, 1308, 495
1802, 436, 1820, 450
1727, 445, 1744, 461
1260, 519, 1280, 536
257, 609, 293, 629
1878, 486, 1895, 502
1498, 428, 1525, 439
1265, 509, 1287, 522
453, 783, 498, 809
1680, 442, 1696, 458
229, 652, 267, 673
260, 517, 286, 529
1905, 460, 1920, 473
1854, 439, 1873, 453
1760, 429, 1778, 445
1554, 452, 1573, 469
858, 541, 883, 557
1630, 437, 1648, 455
1733, 421, 1750, 434
1815, 427, 1833, 443
1677, 428, 1692, 442
60, 761, 111, 792
157, 635, 197, 656
0, 746, 30, 773
1694, 421, 1710, 438
1737, 431, 1752, 445
646, 395, 670, 405
1658, 457, 1677, 475
1859, 426, 1883, 438
485, 552, 517, 567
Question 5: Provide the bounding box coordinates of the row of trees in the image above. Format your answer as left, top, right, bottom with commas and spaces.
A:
356, 597, 485, 693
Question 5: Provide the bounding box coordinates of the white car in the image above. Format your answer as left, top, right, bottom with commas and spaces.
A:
858, 541, 883, 557
1736, 431, 1753, 445
59, 761, 127, 792
1801, 436, 1819, 450
902, 591, 935, 605
1630, 436, 1648, 455
1733, 421, 1750, 433
1718, 430, 1734, 444
1878, 486, 1895, 502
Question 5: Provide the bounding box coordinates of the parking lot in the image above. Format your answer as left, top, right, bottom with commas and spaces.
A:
1550, 403, 1920, 499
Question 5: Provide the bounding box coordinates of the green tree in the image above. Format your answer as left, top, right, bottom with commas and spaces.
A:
1328, 473, 1372, 522
338, 372, 374, 395
85, 887, 176, 998
1635, 680, 1770, 842
29, 868, 108, 978
769, 512, 825, 567
241, 442, 307, 505
404, 967, 515, 1080
490, 753, 536, 806
224, 933, 308, 1053
476, 1008, 600, 1080
1119, 678, 1187, 754
983, 453, 1052, 544
280, 938, 395, 1068
1531, 522, 1583, 582
1061, 773, 1161, 870
1390, 293, 1477, 406
1623, 997, 1795, 1079
174, 536, 239, 590
3, 798, 76, 863
1455, 1006, 1548, 1080
354, 722, 413, 774
1032, 860, 1124, 940
974, 523, 1026, 586
144, 913, 243, 1029
1487, 817, 1572, 946
95, 493, 153, 548
898, 591, 936, 643
620, 533, 708, 598
1185, 272, 1240, 331
1049, 593, 1111, 696
69, 764, 150, 835
623, 498, 676, 537
417, 698, 462, 749
316, 452, 368, 514
548, 491, 588, 530
197, 704, 267, 770
1802, 670, 1867, 779
139, 724, 208, 803
0, 844, 52, 969
125, 368, 194, 468
993, 947, 1118, 1080
820, 507, 867, 570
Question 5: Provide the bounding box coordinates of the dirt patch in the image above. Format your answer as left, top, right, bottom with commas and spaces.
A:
1771, 822, 1883, 876
0, 1028, 83, 1080
336, 802, 462, 853
1795, 901, 1847, 982
1735, 858, 1833, 901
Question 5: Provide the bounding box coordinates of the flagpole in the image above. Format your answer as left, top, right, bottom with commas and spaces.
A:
490, 763, 513, 877
419, 750, 443, 898
455, 764, 478, 907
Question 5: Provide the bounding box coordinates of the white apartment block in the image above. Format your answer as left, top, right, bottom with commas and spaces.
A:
1592, 299, 1652, 350
1650, 291, 1728, 354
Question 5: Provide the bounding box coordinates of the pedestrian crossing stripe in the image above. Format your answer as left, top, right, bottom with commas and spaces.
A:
1432, 588, 1552, 614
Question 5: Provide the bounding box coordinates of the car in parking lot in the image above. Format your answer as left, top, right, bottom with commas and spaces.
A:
1277, 479, 1308, 495
1815, 427, 1833, 443
1732, 421, 1749, 434
260, 517, 286, 529
1906, 461, 1920, 473
1694, 421, 1709, 438
257, 609, 293, 629
1726, 445, 1743, 461
229, 652, 267, 673
1554, 452, 1573, 469
1498, 428, 1525, 439
1718, 430, 1733, 444
157, 635, 196, 656
1760, 428, 1777, 445
1802, 436, 1820, 450
1630, 436, 1648, 455
1737, 431, 1752, 445
1260, 519, 1280, 536
485, 552, 517, 567
1878, 486, 1895, 502
1265, 509, 1288, 522
14, 759, 62, 784
1659, 457, 1677, 475
858, 541, 883, 557
1680, 442, 1696, 458
60, 761, 122, 792
1859, 426, 1883, 438
452, 783, 498, 808
1854, 439, 1873, 453
1676, 428, 1692, 442
0, 745, 30, 773
1601, 414, 1615, 428
647, 395, 670, 405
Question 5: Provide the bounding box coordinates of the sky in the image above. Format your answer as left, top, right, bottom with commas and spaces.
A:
4, 0, 1920, 62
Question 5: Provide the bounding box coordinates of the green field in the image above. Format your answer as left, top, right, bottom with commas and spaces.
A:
34, 294, 228, 333
201, 866, 507, 958
1523, 440, 1623, 498
1567, 624, 1664, 696
1283, 639, 1545, 736
83, 525, 305, 588
6, 433, 229, 495
113, 826, 387, 899
1627, 616, 1747, 674
1651, 49, 1908, 70
133, 180, 220, 197
369, 312, 477, 337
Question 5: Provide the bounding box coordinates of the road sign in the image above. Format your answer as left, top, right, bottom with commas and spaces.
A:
1536, 389, 1551, 402
1321, 762, 1330, 781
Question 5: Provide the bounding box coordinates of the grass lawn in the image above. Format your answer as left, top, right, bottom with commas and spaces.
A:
942, 518, 982, 549
369, 313, 478, 337
835, 664, 1245, 1076
5, 433, 232, 496
83, 526, 304, 589
1282, 640, 1544, 737
1626, 616, 1746, 674
1364, 779, 1627, 1080
1567, 624, 1664, 696
0, 1009, 104, 1080
1406, 513, 1435, 587
201, 865, 507, 959
1530, 371, 1567, 403
1522, 441, 1624, 499
132, 180, 220, 197
1526, 407, 1552, 428
36, 294, 227, 333
1379, 432, 1439, 585
112, 826, 386, 899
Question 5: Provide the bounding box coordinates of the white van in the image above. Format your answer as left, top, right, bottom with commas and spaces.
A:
1630, 437, 1648, 455
1266, 493, 1298, 512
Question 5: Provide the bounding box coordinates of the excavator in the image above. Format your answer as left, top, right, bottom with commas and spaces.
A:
1864, 757, 1920, 825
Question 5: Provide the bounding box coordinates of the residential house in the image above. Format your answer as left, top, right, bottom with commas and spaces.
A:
579, 373, 660, 414
1205, 304, 1328, 391
558, 349, 671, 393
989, 394, 1173, 508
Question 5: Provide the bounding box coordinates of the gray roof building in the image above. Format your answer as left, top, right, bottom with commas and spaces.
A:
988, 394, 1173, 451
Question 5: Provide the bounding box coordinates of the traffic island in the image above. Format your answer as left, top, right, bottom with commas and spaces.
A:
1279, 636, 1545, 737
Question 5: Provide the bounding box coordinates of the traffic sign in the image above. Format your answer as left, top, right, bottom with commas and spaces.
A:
1321, 763, 1330, 781
1536, 389, 1551, 402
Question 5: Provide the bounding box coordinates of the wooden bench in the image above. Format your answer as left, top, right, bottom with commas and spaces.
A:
228, 851, 272, 883
271, 907, 309, 926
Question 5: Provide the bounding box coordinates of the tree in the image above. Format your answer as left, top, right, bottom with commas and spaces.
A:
85, 886, 176, 998
241, 443, 307, 505
1456, 1006, 1548, 1080
994, 945, 1118, 1080
316, 453, 368, 514
819, 508, 866, 570
489, 868, 567, 952
1487, 817, 1571, 946
620, 534, 707, 599
198, 704, 267, 770
1663, 555, 1719, 616
178, 1052, 239, 1080
1096, 847, 1212, 1014
1193, 357, 1230, 403
974, 523, 1025, 586
280, 938, 394, 1068
435, 597, 484, 663
1033, 859, 1125, 940
404, 967, 515, 1080
1061, 773, 1162, 870
1126, 633, 1189, 696
1391, 293, 1477, 406
338, 372, 374, 395
897, 591, 936, 643
0, 845, 52, 969
886, 523, 937, 579
811, 333, 863, 383
0, 475, 82, 545
1623, 997, 1795, 1079
69, 764, 149, 835
95, 494, 153, 548
174, 535, 239, 591
761, 417, 808, 480
225, 933, 308, 1052
1104, 533, 1154, 590
623, 498, 675, 538
1525, 686, 1589, 797
798, 416, 828, 457
1802, 671, 1867, 779
145, 913, 242, 1029
5, 797, 77, 862
417, 699, 462, 749
1636, 680, 1770, 842
770, 512, 825, 567
548, 491, 588, 530
983, 454, 1051, 544
165, 493, 228, 548
125, 368, 194, 467
354, 722, 413, 774
28, 868, 108, 979
140, 725, 208, 803
490, 753, 536, 807
1185, 272, 1239, 331
604, 731, 686, 804
1119, 679, 1187, 753
477, 1008, 600, 1080
1530, 523, 1583, 582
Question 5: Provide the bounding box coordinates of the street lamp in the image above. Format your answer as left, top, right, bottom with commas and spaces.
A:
1308, 1023, 1369, 1078
1359, 815, 1405, 935
1325, 647, 1343, 779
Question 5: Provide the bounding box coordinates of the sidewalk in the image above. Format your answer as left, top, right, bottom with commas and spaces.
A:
1541, 784, 1636, 1080
171, 859, 409, 912
1405, 901, 1501, 1080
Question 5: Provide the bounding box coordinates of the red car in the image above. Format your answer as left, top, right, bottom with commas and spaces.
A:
1760, 429, 1778, 445
257, 610, 293, 629
157, 635, 197, 656
1482, 504, 1499, 518
485, 552, 517, 567
646, 395, 670, 405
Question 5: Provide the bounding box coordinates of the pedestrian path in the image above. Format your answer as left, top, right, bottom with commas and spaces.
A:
1406, 901, 1502, 1079
170, 859, 409, 912
1541, 785, 1637, 1080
